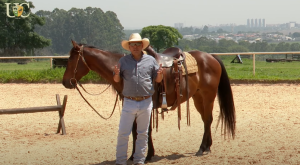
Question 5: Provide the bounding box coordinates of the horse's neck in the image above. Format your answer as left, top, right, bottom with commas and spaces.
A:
89, 50, 124, 93
144, 46, 159, 61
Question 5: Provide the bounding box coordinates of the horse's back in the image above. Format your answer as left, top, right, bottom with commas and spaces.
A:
188, 50, 222, 89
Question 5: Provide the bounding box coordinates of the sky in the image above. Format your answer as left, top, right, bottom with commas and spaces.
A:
29, 0, 299, 29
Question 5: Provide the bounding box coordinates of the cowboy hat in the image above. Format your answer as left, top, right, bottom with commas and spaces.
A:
121, 33, 150, 51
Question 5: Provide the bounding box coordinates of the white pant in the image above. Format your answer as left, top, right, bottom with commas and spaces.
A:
116, 97, 152, 165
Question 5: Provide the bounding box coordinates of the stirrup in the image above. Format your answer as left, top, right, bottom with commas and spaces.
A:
161, 93, 167, 109
161, 108, 168, 113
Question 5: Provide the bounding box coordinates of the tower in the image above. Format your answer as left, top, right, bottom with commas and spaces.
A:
247, 19, 250, 27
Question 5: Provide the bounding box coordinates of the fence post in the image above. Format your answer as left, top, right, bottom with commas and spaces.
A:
50, 57, 53, 69
253, 54, 255, 76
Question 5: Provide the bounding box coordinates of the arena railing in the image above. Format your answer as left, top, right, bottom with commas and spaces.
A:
1, 51, 300, 75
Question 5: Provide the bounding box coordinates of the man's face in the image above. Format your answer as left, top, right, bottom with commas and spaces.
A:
128, 42, 143, 55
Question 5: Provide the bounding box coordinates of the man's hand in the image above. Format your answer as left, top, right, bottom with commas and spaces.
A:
155, 64, 164, 83
113, 63, 121, 82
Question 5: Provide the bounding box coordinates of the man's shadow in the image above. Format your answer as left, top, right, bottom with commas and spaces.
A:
92, 153, 195, 165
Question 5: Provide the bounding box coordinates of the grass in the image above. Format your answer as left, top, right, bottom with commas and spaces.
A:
223, 57, 300, 81
0, 61, 102, 83
1, 57, 300, 83
0, 60, 51, 70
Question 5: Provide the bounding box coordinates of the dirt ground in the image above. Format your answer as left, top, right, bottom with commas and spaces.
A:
1, 83, 300, 165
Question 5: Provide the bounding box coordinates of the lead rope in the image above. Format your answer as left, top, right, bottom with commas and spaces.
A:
78, 82, 112, 96
75, 85, 118, 120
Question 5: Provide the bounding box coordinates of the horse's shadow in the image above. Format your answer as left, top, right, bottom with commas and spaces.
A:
92, 153, 194, 165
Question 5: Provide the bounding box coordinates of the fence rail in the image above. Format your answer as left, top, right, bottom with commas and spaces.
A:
0, 56, 68, 68
1, 51, 300, 75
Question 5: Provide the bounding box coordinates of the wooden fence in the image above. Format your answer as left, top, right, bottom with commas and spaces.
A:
0, 94, 68, 135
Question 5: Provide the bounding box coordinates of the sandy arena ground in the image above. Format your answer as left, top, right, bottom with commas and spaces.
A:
1, 83, 300, 165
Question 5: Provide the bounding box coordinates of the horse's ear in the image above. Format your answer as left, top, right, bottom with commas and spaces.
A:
71, 40, 80, 50
71, 40, 77, 47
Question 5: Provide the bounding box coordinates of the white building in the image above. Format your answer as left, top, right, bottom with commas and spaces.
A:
174, 23, 184, 29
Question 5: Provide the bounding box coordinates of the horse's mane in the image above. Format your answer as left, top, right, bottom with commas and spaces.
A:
78, 43, 121, 54
78, 43, 98, 49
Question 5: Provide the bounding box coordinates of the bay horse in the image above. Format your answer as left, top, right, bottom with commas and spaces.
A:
62, 40, 235, 160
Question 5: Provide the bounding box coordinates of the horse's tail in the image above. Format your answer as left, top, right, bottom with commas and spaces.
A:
212, 55, 236, 139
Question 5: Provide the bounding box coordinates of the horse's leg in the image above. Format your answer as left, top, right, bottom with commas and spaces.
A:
145, 113, 154, 161
129, 119, 137, 161
192, 90, 215, 156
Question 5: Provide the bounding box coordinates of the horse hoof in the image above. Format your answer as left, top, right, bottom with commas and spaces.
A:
145, 156, 152, 161
196, 148, 211, 156
195, 151, 203, 156
205, 148, 211, 153
128, 156, 133, 161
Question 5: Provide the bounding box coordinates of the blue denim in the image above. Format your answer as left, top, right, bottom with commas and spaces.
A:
116, 97, 152, 165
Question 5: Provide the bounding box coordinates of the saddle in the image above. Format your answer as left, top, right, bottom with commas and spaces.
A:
156, 47, 185, 67
153, 47, 190, 130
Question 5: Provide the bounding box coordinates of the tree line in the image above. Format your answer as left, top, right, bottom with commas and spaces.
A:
34, 7, 125, 55
0, 0, 50, 56
1, 0, 299, 57
0, 0, 125, 57
179, 37, 300, 53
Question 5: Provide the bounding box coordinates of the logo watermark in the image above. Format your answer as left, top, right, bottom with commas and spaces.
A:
5, 3, 30, 18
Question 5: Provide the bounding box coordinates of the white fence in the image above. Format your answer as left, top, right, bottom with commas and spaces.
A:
1, 51, 300, 75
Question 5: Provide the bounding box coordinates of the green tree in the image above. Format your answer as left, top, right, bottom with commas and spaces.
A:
249, 41, 272, 52
202, 25, 209, 33
0, 0, 51, 56
274, 42, 290, 52
217, 28, 225, 33
34, 7, 124, 54
238, 40, 251, 48
228, 45, 249, 52
218, 39, 238, 48
292, 32, 300, 38
141, 25, 182, 52
290, 43, 300, 51
192, 37, 217, 49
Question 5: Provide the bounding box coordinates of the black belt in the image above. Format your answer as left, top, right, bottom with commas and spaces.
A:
125, 96, 151, 101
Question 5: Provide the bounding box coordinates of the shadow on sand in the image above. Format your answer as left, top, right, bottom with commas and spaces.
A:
92, 152, 196, 165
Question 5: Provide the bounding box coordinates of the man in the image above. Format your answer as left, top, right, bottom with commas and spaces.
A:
113, 33, 163, 165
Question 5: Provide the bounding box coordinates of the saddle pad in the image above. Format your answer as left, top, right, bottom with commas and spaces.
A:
182, 52, 198, 75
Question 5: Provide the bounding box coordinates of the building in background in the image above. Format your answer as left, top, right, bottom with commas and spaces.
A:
247, 18, 266, 28
287, 22, 296, 28
247, 19, 251, 27
255, 19, 258, 27
174, 23, 184, 29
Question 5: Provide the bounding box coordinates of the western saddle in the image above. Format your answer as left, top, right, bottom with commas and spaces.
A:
146, 46, 190, 130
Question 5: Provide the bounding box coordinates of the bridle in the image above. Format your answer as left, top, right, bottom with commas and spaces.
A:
69, 45, 118, 120
69, 45, 91, 87
69, 45, 112, 94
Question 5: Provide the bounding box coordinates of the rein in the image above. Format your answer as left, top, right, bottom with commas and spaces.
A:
75, 85, 118, 120
70, 45, 118, 120
78, 82, 112, 96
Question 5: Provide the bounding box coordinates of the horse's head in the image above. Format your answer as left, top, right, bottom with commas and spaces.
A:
62, 40, 90, 89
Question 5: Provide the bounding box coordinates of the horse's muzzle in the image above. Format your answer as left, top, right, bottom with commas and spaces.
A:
62, 79, 76, 89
